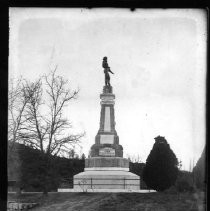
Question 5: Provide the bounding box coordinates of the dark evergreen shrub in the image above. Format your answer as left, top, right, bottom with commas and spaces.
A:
142, 136, 178, 191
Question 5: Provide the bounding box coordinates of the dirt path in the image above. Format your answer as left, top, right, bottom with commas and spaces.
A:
32, 193, 112, 211
8, 192, 204, 211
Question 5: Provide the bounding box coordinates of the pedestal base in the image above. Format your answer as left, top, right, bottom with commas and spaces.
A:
58, 189, 155, 193
73, 170, 140, 191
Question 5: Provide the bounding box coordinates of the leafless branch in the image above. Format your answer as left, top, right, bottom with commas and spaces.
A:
10, 69, 85, 157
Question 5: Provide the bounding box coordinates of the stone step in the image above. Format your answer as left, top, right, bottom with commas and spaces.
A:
58, 188, 156, 193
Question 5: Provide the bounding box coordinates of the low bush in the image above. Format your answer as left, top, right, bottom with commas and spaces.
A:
175, 171, 194, 193
164, 186, 178, 194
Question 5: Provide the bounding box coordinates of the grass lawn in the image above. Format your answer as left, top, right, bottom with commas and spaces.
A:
8, 191, 205, 211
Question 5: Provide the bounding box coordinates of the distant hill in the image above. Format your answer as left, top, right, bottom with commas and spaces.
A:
8, 143, 85, 191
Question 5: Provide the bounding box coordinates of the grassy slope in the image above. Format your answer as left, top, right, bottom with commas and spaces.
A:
8, 192, 205, 211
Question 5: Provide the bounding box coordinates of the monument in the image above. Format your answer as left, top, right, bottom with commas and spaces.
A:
73, 57, 140, 191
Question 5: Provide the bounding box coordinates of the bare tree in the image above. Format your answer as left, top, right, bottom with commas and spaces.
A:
8, 77, 29, 150
126, 154, 142, 163
20, 68, 85, 157
68, 148, 76, 159
8, 77, 31, 195
16, 68, 85, 194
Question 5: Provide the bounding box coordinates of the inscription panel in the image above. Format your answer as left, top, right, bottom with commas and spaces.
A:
104, 106, 111, 132
100, 135, 114, 144
99, 147, 115, 157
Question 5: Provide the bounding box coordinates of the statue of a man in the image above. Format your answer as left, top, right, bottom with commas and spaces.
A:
102, 57, 114, 86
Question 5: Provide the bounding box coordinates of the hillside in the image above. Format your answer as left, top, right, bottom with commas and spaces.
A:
8, 143, 85, 191
193, 146, 206, 189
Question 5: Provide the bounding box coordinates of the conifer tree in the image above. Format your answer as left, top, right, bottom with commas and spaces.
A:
143, 136, 178, 191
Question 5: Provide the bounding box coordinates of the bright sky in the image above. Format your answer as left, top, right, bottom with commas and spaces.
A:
9, 8, 206, 171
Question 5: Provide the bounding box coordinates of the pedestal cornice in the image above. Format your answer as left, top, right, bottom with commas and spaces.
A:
100, 93, 115, 105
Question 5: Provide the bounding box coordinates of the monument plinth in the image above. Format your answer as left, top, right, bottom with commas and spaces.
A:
86, 85, 128, 170
74, 83, 140, 191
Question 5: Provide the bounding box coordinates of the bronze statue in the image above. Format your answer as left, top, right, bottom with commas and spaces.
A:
102, 57, 114, 86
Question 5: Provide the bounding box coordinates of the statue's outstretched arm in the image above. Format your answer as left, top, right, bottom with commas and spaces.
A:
109, 69, 114, 74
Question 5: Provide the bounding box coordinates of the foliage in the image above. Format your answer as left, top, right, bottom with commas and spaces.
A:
8, 143, 21, 181
175, 171, 194, 192
163, 186, 178, 194
129, 162, 145, 176
142, 136, 178, 191
81, 153, 86, 160
129, 162, 148, 189
8, 143, 85, 192
193, 146, 206, 190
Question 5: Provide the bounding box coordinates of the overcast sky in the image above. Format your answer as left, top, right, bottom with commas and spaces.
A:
9, 8, 206, 171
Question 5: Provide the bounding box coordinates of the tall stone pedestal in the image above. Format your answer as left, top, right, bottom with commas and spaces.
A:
74, 86, 140, 191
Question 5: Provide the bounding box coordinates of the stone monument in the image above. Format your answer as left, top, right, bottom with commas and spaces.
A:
73, 57, 140, 191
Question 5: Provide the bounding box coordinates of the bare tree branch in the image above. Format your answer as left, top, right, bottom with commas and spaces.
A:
14, 69, 84, 157
8, 77, 30, 150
